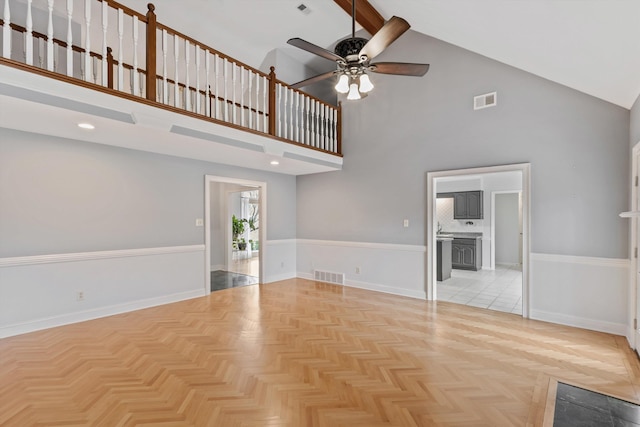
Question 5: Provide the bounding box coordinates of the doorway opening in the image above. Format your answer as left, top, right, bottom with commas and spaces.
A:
427, 163, 530, 318
204, 175, 267, 295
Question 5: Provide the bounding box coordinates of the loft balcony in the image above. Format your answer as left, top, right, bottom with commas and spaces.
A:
0, 0, 343, 175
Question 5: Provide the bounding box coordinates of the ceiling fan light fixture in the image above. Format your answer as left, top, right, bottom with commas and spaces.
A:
335, 74, 350, 93
359, 73, 374, 93
347, 83, 361, 100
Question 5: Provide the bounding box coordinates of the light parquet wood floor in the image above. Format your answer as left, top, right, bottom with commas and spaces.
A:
2, 278, 640, 426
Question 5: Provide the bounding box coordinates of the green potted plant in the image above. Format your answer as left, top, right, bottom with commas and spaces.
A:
232, 215, 246, 248
237, 238, 247, 251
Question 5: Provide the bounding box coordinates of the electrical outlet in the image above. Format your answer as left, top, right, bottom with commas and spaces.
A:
195, 218, 204, 226
355, 267, 361, 274
403, 219, 409, 228
77, 291, 84, 301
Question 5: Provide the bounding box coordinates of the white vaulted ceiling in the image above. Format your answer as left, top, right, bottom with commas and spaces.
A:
115, 0, 640, 109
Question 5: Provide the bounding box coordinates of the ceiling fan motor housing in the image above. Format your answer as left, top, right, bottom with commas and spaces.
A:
334, 37, 369, 62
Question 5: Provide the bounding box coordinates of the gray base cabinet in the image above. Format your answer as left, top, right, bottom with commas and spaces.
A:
452, 237, 482, 271
437, 239, 452, 281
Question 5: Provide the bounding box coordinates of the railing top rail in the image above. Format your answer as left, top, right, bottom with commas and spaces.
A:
98, 0, 149, 22
275, 78, 338, 110
156, 22, 269, 80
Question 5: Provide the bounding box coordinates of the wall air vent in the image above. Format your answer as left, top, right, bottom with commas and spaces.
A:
313, 270, 345, 285
297, 4, 311, 15
474, 92, 497, 110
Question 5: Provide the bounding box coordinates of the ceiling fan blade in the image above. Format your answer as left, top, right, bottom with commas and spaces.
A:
287, 38, 345, 63
290, 70, 338, 89
370, 62, 430, 76
358, 16, 410, 61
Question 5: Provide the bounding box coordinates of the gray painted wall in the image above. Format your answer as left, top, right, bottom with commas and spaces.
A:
297, 30, 630, 259
0, 128, 296, 258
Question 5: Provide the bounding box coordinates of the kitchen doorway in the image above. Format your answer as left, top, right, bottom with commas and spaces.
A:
427, 164, 530, 317
204, 175, 266, 295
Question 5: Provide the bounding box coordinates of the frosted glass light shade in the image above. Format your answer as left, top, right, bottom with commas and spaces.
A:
347, 83, 361, 100
359, 74, 374, 93
334, 74, 349, 94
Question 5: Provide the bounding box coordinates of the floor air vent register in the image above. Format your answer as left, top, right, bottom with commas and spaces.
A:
313, 270, 345, 285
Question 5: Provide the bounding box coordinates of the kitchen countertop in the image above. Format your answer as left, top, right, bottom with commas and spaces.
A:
438, 232, 483, 239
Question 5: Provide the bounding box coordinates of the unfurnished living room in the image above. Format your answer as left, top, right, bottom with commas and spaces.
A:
1, 0, 640, 426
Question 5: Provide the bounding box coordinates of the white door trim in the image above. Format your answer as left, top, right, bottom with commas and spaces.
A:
204, 175, 267, 295
427, 163, 531, 318
630, 142, 640, 350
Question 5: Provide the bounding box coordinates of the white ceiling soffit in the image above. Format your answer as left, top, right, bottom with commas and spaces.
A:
115, 0, 640, 109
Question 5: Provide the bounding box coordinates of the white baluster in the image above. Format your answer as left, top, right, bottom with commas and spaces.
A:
325, 106, 330, 150
195, 46, 201, 114
232, 63, 237, 124
117, 8, 124, 89
311, 100, 316, 147
248, 70, 253, 129
317, 101, 322, 148
38, 37, 44, 68
185, 39, 190, 111
66, 0, 73, 76
2, 0, 11, 59
241, 67, 246, 126
45, 1, 54, 69
25, 0, 33, 65
283, 87, 289, 139
289, 89, 295, 140
262, 75, 268, 132
132, 15, 139, 95
214, 54, 220, 120
332, 108, 338, 152
277, 84, 282, 137
305, 97, 310, 145
101, 0, 107, 85
173, 33, 179, 107
162, 29, 168, 104
296, 92, 304, 142
223, 58, 228, 121
204, 50, 210, 117
92, 55, 98, 83
84, 0, 91, 81
320, 104, 326, 150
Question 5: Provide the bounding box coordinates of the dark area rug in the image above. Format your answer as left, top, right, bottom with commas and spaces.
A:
211, 270, 259, 292
554, 382, 640, 426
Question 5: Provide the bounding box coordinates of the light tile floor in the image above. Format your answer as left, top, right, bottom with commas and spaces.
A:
437, 264, 522, 314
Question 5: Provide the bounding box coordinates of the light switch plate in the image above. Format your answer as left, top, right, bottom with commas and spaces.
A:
195, 218, 204, 226
403, 219, 409, 227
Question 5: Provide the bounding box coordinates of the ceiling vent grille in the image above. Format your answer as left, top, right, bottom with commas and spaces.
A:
474, 92, 497, 110
313, 270, 345, 285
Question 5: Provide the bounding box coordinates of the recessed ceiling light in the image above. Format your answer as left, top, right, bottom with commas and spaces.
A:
78, 123, 95, 130
270, 160, 280, 166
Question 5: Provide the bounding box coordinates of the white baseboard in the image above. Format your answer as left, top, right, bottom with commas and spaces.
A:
264, 272, 297, 284
297, 272, 427, 300
530, 309, 627, 336
0, 289, 205, 338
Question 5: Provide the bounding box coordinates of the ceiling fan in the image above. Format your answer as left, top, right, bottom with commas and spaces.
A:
287, 0, 430, 100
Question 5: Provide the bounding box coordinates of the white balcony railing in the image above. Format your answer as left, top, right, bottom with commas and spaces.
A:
0, 0, 341, 155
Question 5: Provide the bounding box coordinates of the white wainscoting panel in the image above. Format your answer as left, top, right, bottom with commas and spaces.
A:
0, 245, 206, 337
296, 239, 427, 299
530, 253, 629, 336
263, 239, 297, 283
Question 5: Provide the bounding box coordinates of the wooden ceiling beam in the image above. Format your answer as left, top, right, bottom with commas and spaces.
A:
333, 0, 385, 36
